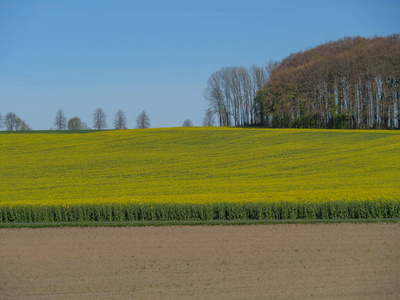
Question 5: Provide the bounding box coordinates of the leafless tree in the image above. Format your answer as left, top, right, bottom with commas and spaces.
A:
80, 121, 90, 130
204, 70, 229, 126
0, 113, 3, 129
93, 108, 107, 130
136, 111, 150, 129
4, 112, 17, 131
204, 66, 267, 127
114, 109, 127, 129
68, 117, 82, 130
54, 109, 67, 130
182, 118, 193, 127
202, 108, 215, 126
15, 118, 31, 131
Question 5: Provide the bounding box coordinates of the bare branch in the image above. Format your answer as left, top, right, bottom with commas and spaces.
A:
54, 109, 67, 130
136, 111, 150, 129
114, 109, 127, 129
93, 108, 107, 130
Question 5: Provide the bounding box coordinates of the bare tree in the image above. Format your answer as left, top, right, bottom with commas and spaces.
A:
80, 121, 90, 130
114, 109, 127, 129
93, 108, 107, 130
203, 108, 215, 126
0, 113, 3, 129
182, 118, 193, 127
68, 117, 83, 130
204, 70, 229, 126
4, 112, 17, 131
54, 109, 67, 130
136, 111, 150, 129
204, 65, 267, 127
15, 118, 31, 131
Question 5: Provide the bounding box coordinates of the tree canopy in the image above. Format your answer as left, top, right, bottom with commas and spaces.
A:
182, 118, 193, 127
204, 35, 399, 130
68, 117, 83, 130
260, 35, 400, 129
4, 112, 32, 131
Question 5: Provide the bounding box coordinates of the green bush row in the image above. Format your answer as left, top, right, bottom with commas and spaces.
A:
1, 200, 399, 223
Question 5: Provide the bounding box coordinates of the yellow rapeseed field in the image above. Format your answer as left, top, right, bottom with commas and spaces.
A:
0, 127, 399, 208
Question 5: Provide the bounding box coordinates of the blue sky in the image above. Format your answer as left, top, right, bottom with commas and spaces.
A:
0, 0, 399, 129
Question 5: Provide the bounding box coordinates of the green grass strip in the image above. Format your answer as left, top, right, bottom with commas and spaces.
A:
1, 218, 399, 228
1, 200, 399, 224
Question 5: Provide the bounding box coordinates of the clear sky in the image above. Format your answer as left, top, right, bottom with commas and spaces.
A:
1, 0, 399, 129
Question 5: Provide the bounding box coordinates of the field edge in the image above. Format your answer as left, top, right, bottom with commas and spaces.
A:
1, 218, 399, 228
1, 200, 399, 224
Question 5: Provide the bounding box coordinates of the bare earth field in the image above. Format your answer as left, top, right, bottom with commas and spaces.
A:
1, 223, 399, 299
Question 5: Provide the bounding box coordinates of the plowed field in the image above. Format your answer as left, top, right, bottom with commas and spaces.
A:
1, 223, 399, 299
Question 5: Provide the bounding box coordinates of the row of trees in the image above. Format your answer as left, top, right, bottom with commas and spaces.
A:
0, 112, 31, 131
205, 35, 400, 129
53, 108, 151, 130
54, 107, 216, 130
1, 108, 215, 131
204, 65, 268, 126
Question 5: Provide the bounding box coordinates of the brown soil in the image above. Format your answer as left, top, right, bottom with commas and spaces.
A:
1, 223, 399, 299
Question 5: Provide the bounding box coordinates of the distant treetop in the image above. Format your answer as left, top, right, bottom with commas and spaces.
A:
262, 35, 400, 129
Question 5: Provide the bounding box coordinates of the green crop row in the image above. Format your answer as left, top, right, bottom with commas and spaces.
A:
1, 200, 399, 223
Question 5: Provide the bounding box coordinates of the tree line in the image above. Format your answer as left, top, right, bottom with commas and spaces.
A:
204, 65, 268, 126
205, 34, 400, 129
1, 107, 216, 131
0, 112, 32, 131
0, 109, 153, 131
53, 108, 151, 130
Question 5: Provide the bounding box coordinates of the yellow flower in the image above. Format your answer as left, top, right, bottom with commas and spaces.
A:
0, 127, 398, 208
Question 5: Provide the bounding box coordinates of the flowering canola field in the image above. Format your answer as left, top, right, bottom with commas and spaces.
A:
1, 128, 399, 222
